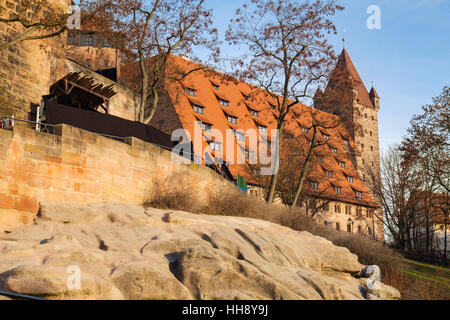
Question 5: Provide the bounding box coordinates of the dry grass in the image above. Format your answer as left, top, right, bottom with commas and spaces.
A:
145, 179, 405, 291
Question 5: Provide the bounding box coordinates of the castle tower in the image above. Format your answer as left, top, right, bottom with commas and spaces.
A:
318, 49, 383, 240
319, 49, 381, 184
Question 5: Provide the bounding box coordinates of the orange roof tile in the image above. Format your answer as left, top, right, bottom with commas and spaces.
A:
155, 54, 378, 208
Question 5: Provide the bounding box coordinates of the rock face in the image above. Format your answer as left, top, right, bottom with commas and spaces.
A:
0, 203, 400, 300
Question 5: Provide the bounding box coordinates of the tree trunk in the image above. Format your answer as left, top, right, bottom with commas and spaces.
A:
138, 48, 149, 123
266, 122, 284, 203
290, 125, 318, 208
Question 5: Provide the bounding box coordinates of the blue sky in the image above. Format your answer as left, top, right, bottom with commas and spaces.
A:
204, 0, 450, 153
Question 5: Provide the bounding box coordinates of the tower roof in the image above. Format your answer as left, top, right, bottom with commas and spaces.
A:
335, 49, 374, 108
369, 86, 379, 99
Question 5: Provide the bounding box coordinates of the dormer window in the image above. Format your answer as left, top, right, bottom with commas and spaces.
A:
302, 127, 309, 133
334, 186, 342, 194
326, 171, 333, 178
317, 155, 324, 163
200, 122, 212, 131
242, 93, 249, 100
344, 139, 350, 146
218, 98, 229, 107
227, 115, 237, 124
185, 88, 196, 96
249, 109, 259, 117
258, 125, 267, 133
323, 134, 330, 141
234, 130, 245, 142
355, 191, 363, 199
209, 141, 221, 152
192, 104, 204, 114
311, 181, 319, 189
339, 161, 346, 168
347, 176, 354, 183
331, 147, 338, 154
211, 82, 219, 90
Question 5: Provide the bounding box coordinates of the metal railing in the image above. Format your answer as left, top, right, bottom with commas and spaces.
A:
0, 290, 47, 300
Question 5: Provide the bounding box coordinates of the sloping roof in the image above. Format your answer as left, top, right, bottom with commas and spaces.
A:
335, 49, 374, 108
369, 87, 380, 99
159, 54, 378, 208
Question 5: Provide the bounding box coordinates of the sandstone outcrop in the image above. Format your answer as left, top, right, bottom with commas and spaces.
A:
0, 203, 400, 300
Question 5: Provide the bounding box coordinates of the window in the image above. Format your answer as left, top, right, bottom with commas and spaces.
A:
302, 127, 309, 133
356, 208, 363, 218
244, 150, 249, 159
339, 161, 346, 168
211, 82, 219, 90
324, 221, 328, 226
311, 181, 319, 189
209, 141, 221, 152
368, 227, 372, 236
227, 115, 237, 124
258, 125, 267, 133
248, 109, 259, 117
358, 226, 362, 234
334, 186, 342, 194
344, 139, 350, 146
218, 98, 229, 107
242, 93, 249, 100
86, 34, 94, 46
370, 146, 374, 151
334, 204, 341, 213
331, 147, 338, 154
68, 34, 75, 45
192, 104, 204, 114
323, 203, 330, 211
345, 205, 352, 215
336, 223, 340, 231
185, 88, 196, 96
234, 130, 245, 142
371, 116, 375, 120
370, 131, 373, 137
361, 144, 364, 149
347, 224, 352, 233
317, 155, 324, 163
364, 113, 368, 119
323, 134, 330, 141
355, 191, 363, 198
200, 122, 212, 131
326, 171, 333, 178
347, 176, 354, 183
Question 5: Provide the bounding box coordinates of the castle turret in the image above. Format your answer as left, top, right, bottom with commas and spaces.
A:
369, 86, 380, 110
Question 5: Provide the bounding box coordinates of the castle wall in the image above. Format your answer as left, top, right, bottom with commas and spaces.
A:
0, 124, 236, 230
0, 0, 71, 120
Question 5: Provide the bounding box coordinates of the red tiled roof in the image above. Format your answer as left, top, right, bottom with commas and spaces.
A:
334, 49, 374, 108
157, 54, 378, 208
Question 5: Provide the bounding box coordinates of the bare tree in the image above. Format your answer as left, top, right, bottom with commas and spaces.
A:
82, 0, 219, 124
226, 0, 343, 203
0, 0, 70, 51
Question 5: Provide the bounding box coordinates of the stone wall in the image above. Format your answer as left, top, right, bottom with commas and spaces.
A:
0, 0, 71, 119
0, 125, 236, 230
